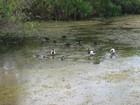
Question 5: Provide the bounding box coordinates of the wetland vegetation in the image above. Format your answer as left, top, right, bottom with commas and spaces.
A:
0, 0, 140, 105
0, 15, 140, 105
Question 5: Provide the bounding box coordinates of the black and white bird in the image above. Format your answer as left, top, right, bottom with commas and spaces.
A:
88, 49, 96, 56
51, 49, 56, 55
110, 48, 115, 58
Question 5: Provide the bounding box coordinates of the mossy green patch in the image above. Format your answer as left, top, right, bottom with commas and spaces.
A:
98, 70, 130, 82
0, 85, 21, 105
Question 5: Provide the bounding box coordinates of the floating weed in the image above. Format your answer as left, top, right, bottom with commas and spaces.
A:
120, 27, 135, 31
73, 57, 80, 61
63, 83, 71, 89
130, 91, 140, 98
0, 85, 21, 105
98, 70, 130, 82
119, 47, 138, 57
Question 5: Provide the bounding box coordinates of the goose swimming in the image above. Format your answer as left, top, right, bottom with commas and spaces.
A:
51, 49, 56, 55
88, 49, 96, 56
33, 53, 46, 58
53, 40, 57, 43
62, 35, 67, 39
61, 55, 65, 61
76, 39, 82, 45
42, 37, 50, 41
65, 42, 72, 48
110, 48, 115, 58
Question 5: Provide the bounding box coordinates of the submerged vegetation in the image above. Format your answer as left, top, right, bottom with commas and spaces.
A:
0, 85, 20, 105
98, 70, 130, 82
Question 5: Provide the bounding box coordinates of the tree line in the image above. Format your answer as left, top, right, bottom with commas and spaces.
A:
1, 0, 140, 23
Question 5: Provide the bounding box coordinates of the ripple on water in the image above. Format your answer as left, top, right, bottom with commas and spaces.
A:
1, 15, 140, 105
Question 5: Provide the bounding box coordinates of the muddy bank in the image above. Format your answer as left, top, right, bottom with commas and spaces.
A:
18, 56, 140, 105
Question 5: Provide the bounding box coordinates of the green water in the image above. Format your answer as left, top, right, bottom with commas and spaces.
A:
0, 15, 140, 105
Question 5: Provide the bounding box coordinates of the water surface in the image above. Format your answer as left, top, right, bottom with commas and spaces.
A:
0, 15, 140, 105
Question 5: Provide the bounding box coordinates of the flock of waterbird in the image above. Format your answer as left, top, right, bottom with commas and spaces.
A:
34, 35, 116, 61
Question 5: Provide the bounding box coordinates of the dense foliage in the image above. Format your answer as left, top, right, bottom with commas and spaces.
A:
0, 0, 140, 23
0, 0, 23, 23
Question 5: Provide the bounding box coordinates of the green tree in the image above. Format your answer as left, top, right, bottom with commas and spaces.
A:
0, 0, 19, 23
27, 0, 92, 20
113, 0, 140, 14
99, 0, 121, 17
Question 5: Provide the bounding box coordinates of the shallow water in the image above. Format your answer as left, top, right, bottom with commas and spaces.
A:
0, 15, 140, 105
